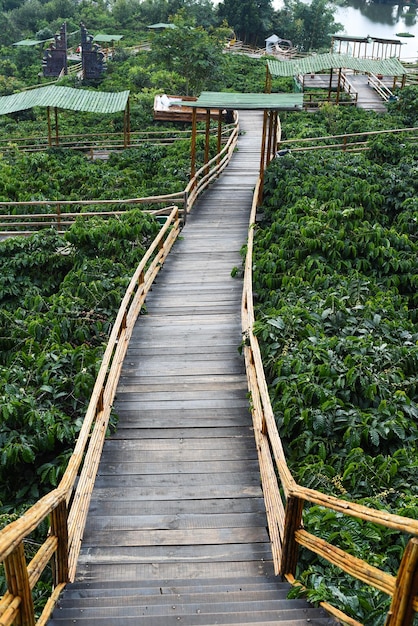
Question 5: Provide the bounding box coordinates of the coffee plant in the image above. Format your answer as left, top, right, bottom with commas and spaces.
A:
253, 133, 418, 624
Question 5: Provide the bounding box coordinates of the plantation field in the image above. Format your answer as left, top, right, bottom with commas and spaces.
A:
253, 120, 418, 623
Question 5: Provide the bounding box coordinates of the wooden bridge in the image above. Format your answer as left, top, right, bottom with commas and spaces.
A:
47, 110, 335, 625
2, 107, 418, 626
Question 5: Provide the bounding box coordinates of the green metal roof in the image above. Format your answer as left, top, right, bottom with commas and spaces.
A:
93, 33, 124, 42
13, 38, 52, 46
267, 53, 408, 77
148, 23, 176, 29
181, 91, 303, 110
0, 86, 130, 115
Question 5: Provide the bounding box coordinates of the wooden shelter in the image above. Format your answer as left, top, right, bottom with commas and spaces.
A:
181, 91, 303, 200
0, 85, 130, 147
154, 94, 220, 122
266, 53, 409, 102
331, 34, 404, 60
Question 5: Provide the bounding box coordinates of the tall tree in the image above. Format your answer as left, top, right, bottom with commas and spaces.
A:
216, 0, 274, 47
272, 0, 343, 52
149, 12, 227, 94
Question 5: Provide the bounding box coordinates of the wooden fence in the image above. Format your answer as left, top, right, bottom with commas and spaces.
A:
0, 116, 239, 235
0, 116, 240, 626
241, 181, 418, 625
1, 115, 417, 626
0, 207, 181, 626
0, 124, 233, 155
277, 125, 418, 154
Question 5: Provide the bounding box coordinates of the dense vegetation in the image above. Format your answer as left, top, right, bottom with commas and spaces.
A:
0, 212, 160, 518
0, 0, 342, 55
253, 106, 418, 624
0, 2, 417, 618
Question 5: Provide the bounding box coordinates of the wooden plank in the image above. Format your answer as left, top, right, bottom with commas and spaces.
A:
86, 498, 267, 517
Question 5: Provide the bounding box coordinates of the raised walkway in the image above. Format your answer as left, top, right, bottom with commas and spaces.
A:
49, 111, 335, 626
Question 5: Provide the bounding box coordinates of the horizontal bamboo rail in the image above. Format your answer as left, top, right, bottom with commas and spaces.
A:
0, 117, 239, 235
277, 125, 418, 154
242, 171, 418, 624
0, 124, 232, 154
0, 207, 181, 626
0, 116, 240, 624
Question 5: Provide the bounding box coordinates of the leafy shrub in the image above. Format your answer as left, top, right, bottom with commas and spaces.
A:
254, 139, 418, 625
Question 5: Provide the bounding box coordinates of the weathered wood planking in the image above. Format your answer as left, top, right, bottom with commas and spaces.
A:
49, 111, 336, 625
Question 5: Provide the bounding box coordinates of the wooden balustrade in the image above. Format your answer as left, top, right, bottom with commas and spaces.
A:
0, 118, 240, 624
277, 125, 418, 154
0, 117, 239, 235
241, 171, 418, 626
0, 207, 181, 626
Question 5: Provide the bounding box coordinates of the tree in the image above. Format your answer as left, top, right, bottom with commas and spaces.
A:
149, 12, 227, 95
272, 0, 343, 52
216, 0, 274, 47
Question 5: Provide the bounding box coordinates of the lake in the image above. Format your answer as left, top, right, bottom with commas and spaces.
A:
272, 0, 418, 60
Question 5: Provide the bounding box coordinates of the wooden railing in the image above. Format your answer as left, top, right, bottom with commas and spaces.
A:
277, 125, 418, 154
0, 125, 233, 154
0, 115, 239, 234
0, 116, 240, 625
368, 73, 395, 101
0, 207, 181, 626
241, 177, 418, 626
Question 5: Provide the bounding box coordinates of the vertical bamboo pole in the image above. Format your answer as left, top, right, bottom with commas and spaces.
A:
4, 543, 35, 626
216, 110, 222, 167
272, 112, 279, 156
328, 67, 333, 102
258, 109, 268, 204
124, 98, 130, 147
336, 67, 342, 104
385, 538, 418, 626
54, 107, 59, 146
279, 495, 304, 577
204, 109, 210, 176
47, 107, 52, 148
50, 500, 69, 586
190, 107, 197, 182
266, 111, 274, 167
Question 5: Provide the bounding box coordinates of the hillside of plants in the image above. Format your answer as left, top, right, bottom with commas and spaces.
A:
0, 0, 418, 618
253, 103, 418, 623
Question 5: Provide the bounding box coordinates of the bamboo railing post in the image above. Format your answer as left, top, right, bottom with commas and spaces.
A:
50, 500, 69, 586
258, 110, 269, 204
204, 109, 211, 176
385, 538, 418, 626
279, 495, 304, 577
54, 107, 59, 146
190, 108, 197, 182
4, 543, 35, 626
47, 107, 52, 148
216, 110, 222, 167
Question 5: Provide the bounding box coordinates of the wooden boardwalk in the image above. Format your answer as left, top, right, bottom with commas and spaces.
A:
49, 111, 335, 625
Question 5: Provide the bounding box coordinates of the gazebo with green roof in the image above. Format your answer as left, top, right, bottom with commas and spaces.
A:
181, 91, 303, 201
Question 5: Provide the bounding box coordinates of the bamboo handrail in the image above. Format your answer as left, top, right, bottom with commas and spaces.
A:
277, 125, 418, 154
0, 118, 240, 625
0, 118, 239, 234
241, 130, 418, 625
0, 207, 181, 626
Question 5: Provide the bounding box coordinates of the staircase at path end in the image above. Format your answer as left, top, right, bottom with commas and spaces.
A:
50, 574, 336, 625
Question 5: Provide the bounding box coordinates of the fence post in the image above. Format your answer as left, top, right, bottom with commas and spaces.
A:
4, 543, 36, 626
279, 494, 304, 577
385, 537, 418, 626
50, 500, 69, 586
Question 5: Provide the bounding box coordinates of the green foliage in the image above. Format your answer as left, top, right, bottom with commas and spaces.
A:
0, 211, 160, 510
149, 12, 227, 95
217, 0, 274, 46
387, 85, 418, 127
271, 0, 343, 52
253, 133, 418, 624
